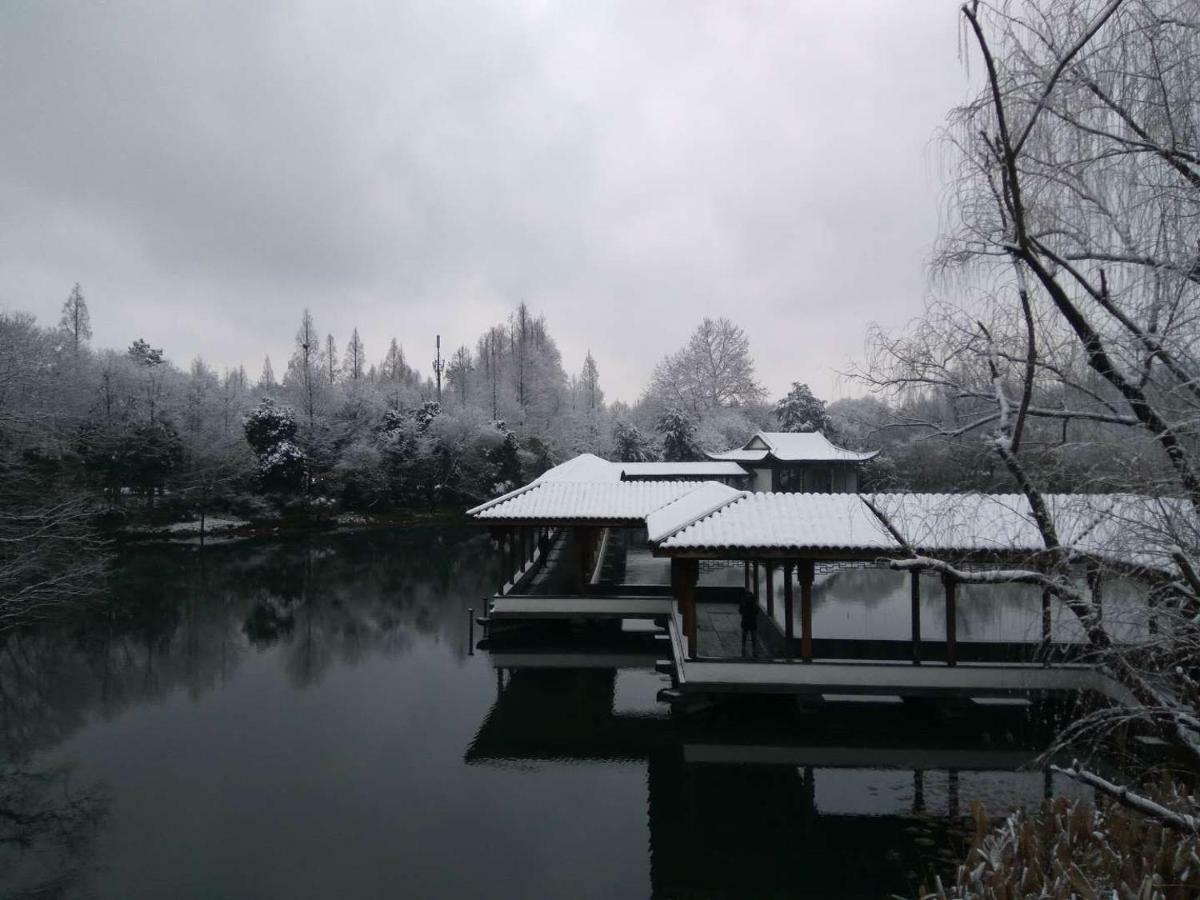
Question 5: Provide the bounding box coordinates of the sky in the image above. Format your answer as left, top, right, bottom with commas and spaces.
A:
0, 1, 970, 404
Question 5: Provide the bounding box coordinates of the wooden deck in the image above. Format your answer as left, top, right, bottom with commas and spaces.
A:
681, 743, 1037, 770
488, 595, 676, 622
664, 617, 1135, 704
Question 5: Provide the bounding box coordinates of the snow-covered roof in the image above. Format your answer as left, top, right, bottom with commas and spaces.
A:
707, 431, 877, 464
657, 492, 898, 553
619, 461, 749, 478
534, 453, 622, 483
645, 483, 747, 543
866, 493, 1046, 554
468, 480, 712, 522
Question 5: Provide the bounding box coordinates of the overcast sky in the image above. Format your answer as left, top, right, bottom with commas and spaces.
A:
0, 1, 969, 403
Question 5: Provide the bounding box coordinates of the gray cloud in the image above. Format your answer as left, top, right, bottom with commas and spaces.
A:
0, 0, 966, 401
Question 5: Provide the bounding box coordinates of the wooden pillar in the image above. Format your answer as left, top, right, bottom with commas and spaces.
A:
910, 570, 922, 665
943, 573, 958, 667
782, 562, 795, 648
752, 561, 760, 602
948, 769, 960, 819
672, 558, 700, 658
503, 528, 513, 594
800, 559, 814, 663
912, 770, 925, 816
743, 561, 750, 593
493, 528, 506, 595
765, 562, 775, 617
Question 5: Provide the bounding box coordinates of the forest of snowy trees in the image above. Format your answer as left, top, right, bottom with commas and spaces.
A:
4, 279, 1174, 548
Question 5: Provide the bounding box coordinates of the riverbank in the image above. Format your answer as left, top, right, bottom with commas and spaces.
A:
113, 507, 466, 545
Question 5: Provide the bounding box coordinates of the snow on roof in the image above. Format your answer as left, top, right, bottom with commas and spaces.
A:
619, 461, 749, 478
533, 453, 622, 483
707, 431, 877, 463
867, 493, 1046, 554
645, 483, 747, 543
657, 492, 899, 552
706, 448, 770, 462
1058, 494, 1194, 571
469, 480, 711, 523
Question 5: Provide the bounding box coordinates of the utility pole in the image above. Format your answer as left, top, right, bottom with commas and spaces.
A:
432, 334, 445, 403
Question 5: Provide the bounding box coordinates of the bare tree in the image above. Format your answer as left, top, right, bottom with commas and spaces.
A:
324, 333, 337, 386
342, 328, 365, 381
57, 283, 91, 355
648, 317, 765, 413
859, 0, 1200, 793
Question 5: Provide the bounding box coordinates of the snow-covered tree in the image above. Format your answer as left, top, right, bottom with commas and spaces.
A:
58, 283, 92, 355
343, 329, 365, 382
656, 408, 702, 461
258, 355, 276, 390
774, 382, 834, 434
647, 317, 765, 414
611, 420, 656, 462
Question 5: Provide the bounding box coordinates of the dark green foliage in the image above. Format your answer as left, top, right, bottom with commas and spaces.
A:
774, 382, 834, 434
488, 425, 523, 491
612, 420, 656, 462
243, 398, 299, 456
243, 399, 306, 493
656, 408, 702, 461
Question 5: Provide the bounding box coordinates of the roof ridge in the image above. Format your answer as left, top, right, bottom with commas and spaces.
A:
646, 485, 749, 544
464, 479, 542, 516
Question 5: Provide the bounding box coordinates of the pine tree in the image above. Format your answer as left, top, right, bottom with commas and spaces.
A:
775, 382, 834, 434
259, 356, 276, 390
656, 408, 701, 461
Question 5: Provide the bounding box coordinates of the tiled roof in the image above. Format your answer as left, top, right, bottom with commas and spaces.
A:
658, 492, 898, 552
645, 483, 746, 543
469, 480, 709, 522
707, 431, 877, 463
534, 453, 622, 483
620, 461, 749, 478
866, 493, 1045, 553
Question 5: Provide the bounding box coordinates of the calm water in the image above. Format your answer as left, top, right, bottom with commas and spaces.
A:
2, 526, 1086, 899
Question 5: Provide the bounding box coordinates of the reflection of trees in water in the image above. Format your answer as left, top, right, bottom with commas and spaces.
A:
0, 763, 107, 899
814, 567, 1135, 643
0, 526, 491, 762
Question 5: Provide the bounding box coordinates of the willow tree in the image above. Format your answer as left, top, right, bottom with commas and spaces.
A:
861, 0, 1200, 782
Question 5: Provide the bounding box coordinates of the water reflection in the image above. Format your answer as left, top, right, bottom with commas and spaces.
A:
0, 528, 1100, 899
468, 662, 1086, 898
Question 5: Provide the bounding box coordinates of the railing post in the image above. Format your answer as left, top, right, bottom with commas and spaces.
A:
942, 573, 958, 667
783, 561, 795, 649
910, 570, 922, 665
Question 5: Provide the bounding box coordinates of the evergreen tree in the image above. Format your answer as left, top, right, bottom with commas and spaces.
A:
656, 408, 702, 461
774, 382, 834, 434
612, 421, 656, 462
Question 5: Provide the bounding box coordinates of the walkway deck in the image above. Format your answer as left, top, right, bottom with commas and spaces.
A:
665, 617, 1135, 704
488, 595, 676, 622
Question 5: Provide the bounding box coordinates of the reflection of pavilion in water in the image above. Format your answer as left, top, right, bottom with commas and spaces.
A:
466, 665, 1083, 898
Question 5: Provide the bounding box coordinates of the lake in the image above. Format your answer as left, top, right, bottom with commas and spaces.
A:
2, 525, 1087, 899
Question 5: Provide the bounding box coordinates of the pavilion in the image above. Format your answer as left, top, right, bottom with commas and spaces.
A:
706, 430, 878, 493
466, 454, 1183, 700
